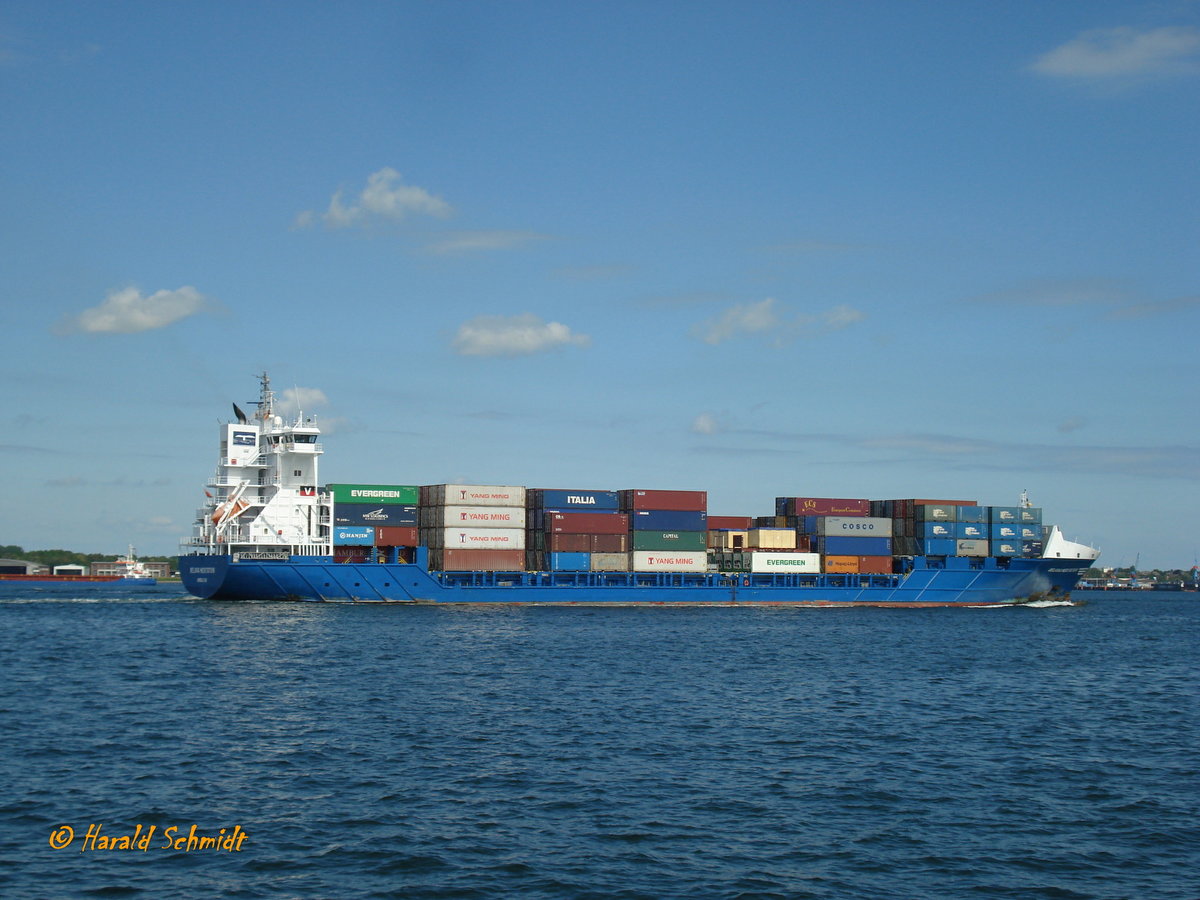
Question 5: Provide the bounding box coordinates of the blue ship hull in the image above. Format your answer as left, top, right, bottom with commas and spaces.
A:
179, 553, 1090, 606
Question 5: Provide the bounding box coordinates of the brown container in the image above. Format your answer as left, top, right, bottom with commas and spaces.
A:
333, 547, 371, 563
708, 515, 755, 530
619, 489, 708, 511
546, 512, 630, 534
429, 549, 526, 571
546, 533, 592, 553
375, 526, 419, 546
786, 497, 870, 517
590, 534, 629, 553
856, 555, 894, 574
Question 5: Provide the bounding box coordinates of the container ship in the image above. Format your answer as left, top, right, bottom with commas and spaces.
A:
178, 375, 1099, 606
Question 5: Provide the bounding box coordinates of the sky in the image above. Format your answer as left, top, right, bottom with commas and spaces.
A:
2, 1, 1197, 570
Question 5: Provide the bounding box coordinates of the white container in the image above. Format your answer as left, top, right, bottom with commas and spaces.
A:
630, 550, 707, 572
747, 528, 797, 549
590, 552, 631, 572
749, 552, 822, 574
422, 505, 527, 529
431, 527, 525, 550
424, 484, 526, 507
816, 516, 892, 536
708, 530, 748, 550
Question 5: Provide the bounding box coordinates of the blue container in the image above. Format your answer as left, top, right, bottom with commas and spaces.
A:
334, 503, 418, 526
989, 506, 1019, 523
1022, 541, 1045, 557
956, 522, 988, 540
992, 540, 1021, 557
918, 522, 955, 540
991, 523, 1019, 540
819, 536, 892, 556
915, 538, 957, 556
546, 552, 591, 571
333, 525, 375, 546
536, 490, 620, 510
630, 510, 707, 531
956, 505, 988, 524
1019, 507, 1043, 524
1018, 524, 1042, 541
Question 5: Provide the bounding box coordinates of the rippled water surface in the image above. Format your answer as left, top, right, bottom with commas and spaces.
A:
1, 590, 1197, 899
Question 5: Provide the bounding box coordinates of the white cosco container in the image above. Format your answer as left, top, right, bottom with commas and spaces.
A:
816, 516, 893, 536
749, 552, 822, 574
432, 527, 525, 550
630, 550, 707, 572
421, 505, 527, 528
424, 484, 526, 507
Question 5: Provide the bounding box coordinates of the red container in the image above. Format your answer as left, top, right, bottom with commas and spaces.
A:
546, 533, 591, 552
909, 498, 978, 507
619, 489, 708, 511
430, 549, 525, 571
546, 512, 630, 534
856, 555, 894, 574
707, 515, 754, 530
785, 497, 870, 517
375, 526, 419, 546
589, 534, 629, 553
333, 547, 370, 563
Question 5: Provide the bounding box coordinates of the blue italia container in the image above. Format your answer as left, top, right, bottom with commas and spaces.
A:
1018, 524, 1042, 541
546, 552, 591, 571
1019, 507, 1043, 524
630, 510, 707, 531
989, 506, 1020, 523
991, 524, 1019, 540
992, 540, 1021, 557
956, 522, 988, 540
535, 490, 620, 510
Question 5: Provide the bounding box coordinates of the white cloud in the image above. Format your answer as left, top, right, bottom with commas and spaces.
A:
453, 314, 591, 357
276, 387, 329, 419
424, 230, 547, 254
692, 297, 865, 345
58, 286, 212, 334
296, 167, 452, 229
691, 413, 721, 435
1031, 26, 1200, 79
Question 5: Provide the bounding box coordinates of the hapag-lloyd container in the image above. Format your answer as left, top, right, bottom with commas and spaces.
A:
531, 489, 620, 510
422, 506, 527, 528
329, 484, 419, 505
546, 512, 630, 534
822, 555, 892, 574
630, 550, 707, 572
422, 484, 527, 507
620, 489, 707, 512
428, 527, 525, 549
815, 516, 892, 536
749, 552, 822, 574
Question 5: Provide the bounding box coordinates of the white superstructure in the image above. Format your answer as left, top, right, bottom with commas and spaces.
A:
182, 373, 330, 557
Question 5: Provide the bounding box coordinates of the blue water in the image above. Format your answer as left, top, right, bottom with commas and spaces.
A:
1, 590, 1197, 899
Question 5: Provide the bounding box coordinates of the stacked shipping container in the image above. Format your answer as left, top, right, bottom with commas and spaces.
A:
526, 489, 628, 571
621, 489, 708, 572
420, 484, 526, 571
